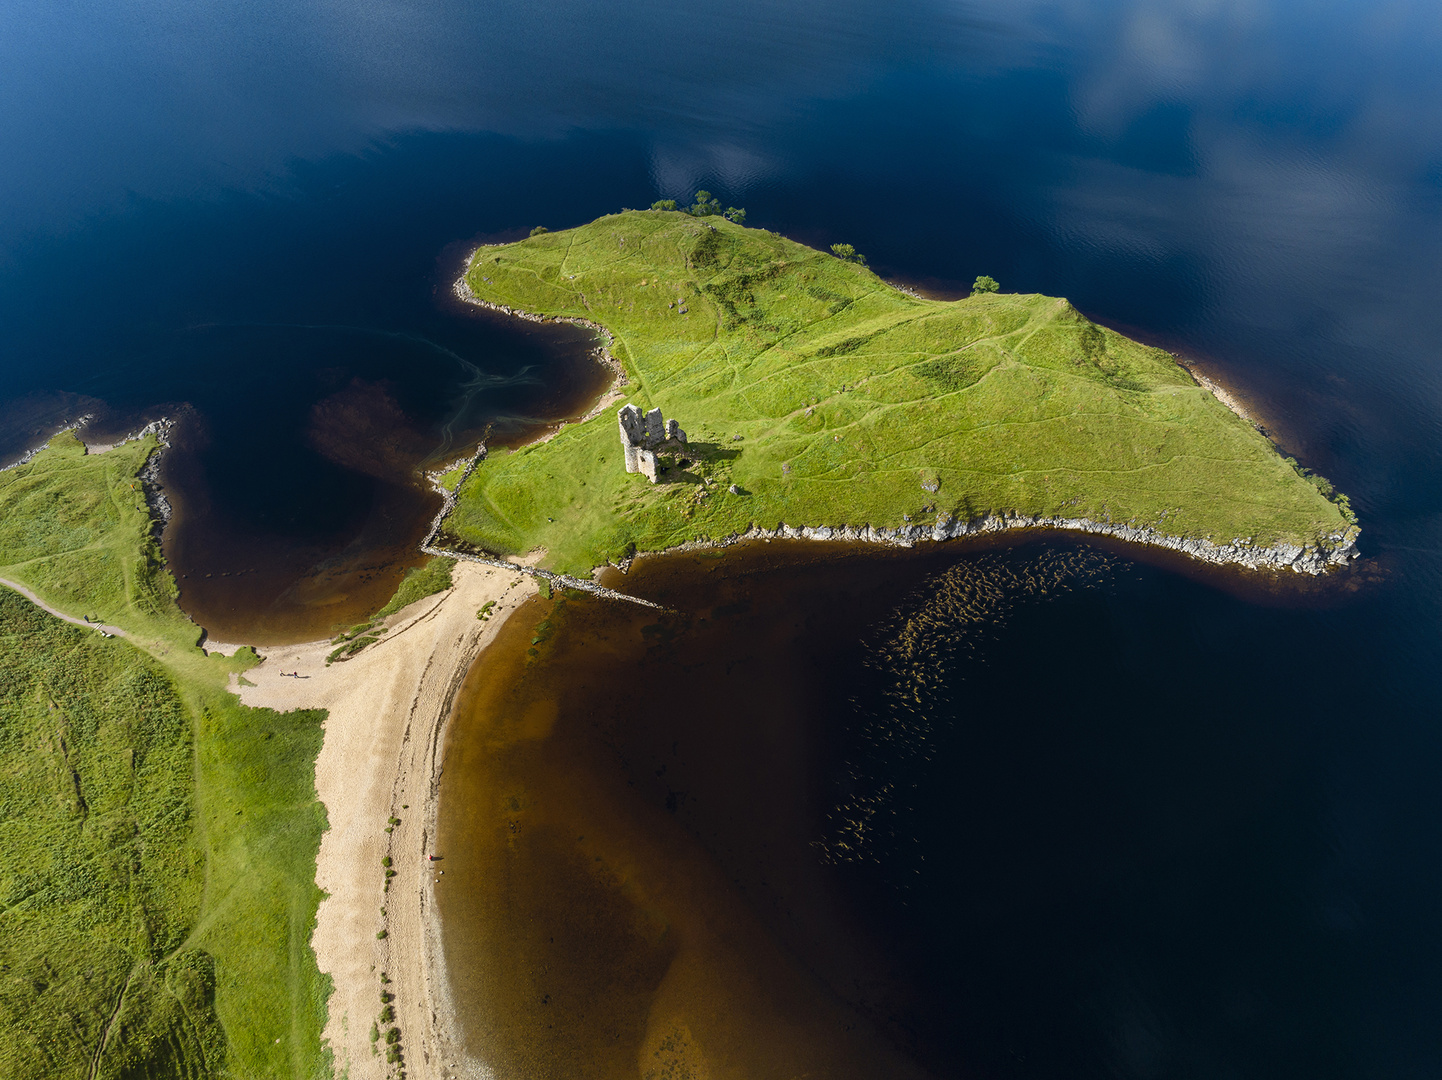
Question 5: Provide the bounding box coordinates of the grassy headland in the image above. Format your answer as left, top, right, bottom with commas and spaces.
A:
444, 210, 1355, 574
0, 433, 329, 1079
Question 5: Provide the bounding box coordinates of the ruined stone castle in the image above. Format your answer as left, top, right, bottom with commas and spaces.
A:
618, 403, 687, 483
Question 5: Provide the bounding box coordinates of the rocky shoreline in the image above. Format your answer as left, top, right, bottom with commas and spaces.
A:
453, 258, 628, 388
0, 414, 94, 472
644, 511, 1359, 576
129, 418, 175, 537
2, 414, 174, 538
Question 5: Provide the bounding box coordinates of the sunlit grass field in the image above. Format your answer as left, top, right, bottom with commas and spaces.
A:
445, 210, 1353, 574
0, 434, 329, 1080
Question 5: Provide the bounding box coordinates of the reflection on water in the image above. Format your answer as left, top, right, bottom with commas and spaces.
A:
814, 548, 1119, 871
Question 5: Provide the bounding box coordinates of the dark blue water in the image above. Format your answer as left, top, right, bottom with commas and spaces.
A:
3, 0, 1441, 1074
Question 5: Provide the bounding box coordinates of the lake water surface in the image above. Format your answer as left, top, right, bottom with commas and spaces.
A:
4, 0, 1442, 1075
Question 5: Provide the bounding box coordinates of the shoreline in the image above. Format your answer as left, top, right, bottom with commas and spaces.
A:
453, 251, 629, 448
631, 509, 1358, 576
230, 560, 540, 1080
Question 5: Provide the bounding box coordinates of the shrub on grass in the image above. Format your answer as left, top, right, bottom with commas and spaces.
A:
650, 199, 677, 211
972, 274, 1000, 294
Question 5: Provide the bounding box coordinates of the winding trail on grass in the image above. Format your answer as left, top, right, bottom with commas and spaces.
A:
86, 966, 137, 1080
0, 576, 127, 638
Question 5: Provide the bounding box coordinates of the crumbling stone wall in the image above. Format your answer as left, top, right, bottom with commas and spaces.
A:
618, 404, 687, 484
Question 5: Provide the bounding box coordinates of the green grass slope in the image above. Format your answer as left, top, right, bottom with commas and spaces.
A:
375, 555, 454, 618
0, 433, 330, 1080
0, 433, 180, 641
0, 593, 219, 1079
445, 210, 1355, 574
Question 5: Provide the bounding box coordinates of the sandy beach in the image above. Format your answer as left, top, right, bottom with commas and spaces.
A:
228, 560, 539, 1080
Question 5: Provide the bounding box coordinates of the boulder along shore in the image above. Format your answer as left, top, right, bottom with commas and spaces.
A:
643, 510, 1358, 576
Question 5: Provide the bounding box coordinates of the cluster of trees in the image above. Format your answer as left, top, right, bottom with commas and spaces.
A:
652, 192, 746, 224
972, 275, 999, 294
830, 242, 867, 266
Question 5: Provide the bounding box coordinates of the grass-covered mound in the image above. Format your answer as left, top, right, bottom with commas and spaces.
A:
445, 210, 1354, 574
376, 555, 455, 618
0, 433, 329, 1080
0, 432, 176, 629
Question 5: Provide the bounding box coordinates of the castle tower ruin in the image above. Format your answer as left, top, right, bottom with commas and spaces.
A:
618, 403, 687, 484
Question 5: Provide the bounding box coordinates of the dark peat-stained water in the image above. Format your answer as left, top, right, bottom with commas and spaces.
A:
436, 535, 1425, 1079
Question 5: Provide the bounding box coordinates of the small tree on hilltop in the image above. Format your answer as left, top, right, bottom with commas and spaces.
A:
688, 191, 722, 216
529, 226, 548, 237
724, 207, 746, 225
972, 275, 999, 295
830, 243, 867, 266
651, 199, 677, 211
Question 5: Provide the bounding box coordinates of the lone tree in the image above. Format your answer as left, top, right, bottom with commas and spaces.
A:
529, 225, 549, 237
830, 242, 867, 266
972, 274, 999, 295
687, 191, 722, 216
650, 199, 677, 211
724, 206, 747, 224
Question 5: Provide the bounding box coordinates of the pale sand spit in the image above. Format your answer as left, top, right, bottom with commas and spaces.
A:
232, 560, 539, 1079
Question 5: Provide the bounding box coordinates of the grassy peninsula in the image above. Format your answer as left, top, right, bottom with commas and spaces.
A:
0, 433, 329, 1079
444, 210, 1355, 574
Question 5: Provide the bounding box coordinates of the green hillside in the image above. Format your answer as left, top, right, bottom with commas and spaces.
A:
444, 210, 1355, 575
0, 433, 330, 1080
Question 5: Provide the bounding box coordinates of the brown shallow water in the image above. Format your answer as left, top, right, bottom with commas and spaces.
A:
434, 540, 1021, 1080
433, 520, 1374, 1080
